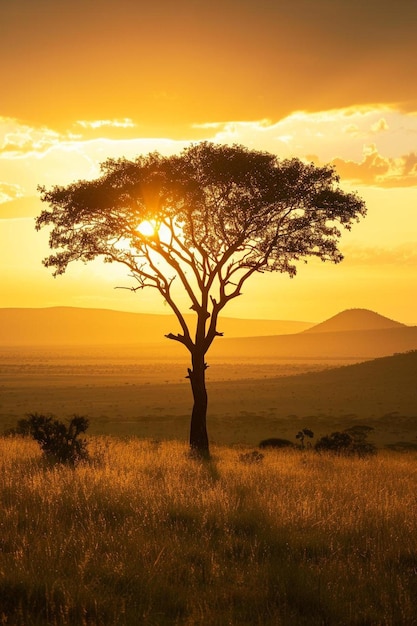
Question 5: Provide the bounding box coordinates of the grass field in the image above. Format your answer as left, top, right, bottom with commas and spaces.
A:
1, 436, 417, 625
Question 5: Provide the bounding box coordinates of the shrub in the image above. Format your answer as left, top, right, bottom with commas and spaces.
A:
259, 438, 295, 449
315, 431, 353, 454
315, 427, 376, 457
5, 413, 89, 465
239, 450, 264, 464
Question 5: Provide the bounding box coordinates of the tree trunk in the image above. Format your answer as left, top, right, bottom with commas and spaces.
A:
188, 349, 210, 457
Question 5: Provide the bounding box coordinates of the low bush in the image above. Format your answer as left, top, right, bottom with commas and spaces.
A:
4, 413, 89, 465
315, 426, 377, 457
239, 450, 264, 464
259, 438, 295, 449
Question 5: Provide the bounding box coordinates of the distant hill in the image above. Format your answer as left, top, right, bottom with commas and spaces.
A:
210, 350, 417, 424
288, 348, 417, 391
269, 349, 417, 418
211, 326, 417, 360
1, 307, 414, 359
222, 307, 414, 360
0, 307, 313, 346
305, 308, 405, 333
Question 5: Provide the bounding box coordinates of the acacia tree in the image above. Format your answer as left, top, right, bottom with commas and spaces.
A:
36, 142, 366, 457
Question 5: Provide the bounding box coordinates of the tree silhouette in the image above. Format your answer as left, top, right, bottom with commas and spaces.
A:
36, 142, 366, 457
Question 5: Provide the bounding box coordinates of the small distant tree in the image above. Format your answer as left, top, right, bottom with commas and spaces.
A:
296, 428, 314, 449
344, 425, 377, 457
36, 142, 366, 457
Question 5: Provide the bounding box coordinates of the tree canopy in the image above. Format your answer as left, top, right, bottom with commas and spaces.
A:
36, 142, 366, 455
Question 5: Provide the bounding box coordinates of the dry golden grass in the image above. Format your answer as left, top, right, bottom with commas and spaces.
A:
1, 436, 417, 625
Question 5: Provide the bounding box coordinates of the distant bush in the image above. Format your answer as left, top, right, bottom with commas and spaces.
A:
239, 450, 264, 464
344, 425, 374, 442
315, 426, 376, 457
5, 413, 89, 465
385, 441, 417, 452
315, 431, 353, 454
259, 438, 295, 449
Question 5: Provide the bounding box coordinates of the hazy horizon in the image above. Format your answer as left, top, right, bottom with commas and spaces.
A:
0, 303, 315, 324
1, 303, 414, 325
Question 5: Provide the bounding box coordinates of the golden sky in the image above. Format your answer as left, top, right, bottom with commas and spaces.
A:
1, 0, 417, 323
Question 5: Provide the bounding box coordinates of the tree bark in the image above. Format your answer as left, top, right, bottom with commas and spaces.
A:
187, 349, 210, 457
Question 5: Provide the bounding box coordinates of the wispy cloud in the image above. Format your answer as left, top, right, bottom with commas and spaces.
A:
342, 242, 417, 266
370, 118, 389, 134
0, 117, 137, 157
202, 106, 417, 167
0, 116, 65, 156
76, 118, 136, 130
0, 182, 24, 204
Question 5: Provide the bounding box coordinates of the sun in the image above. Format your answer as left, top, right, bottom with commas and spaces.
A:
137, 220, 156, 237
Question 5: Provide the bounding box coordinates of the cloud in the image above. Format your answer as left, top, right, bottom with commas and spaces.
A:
0, 118, 190, 218
371, 118, 389, 133
198, 109, 417, 186
343, 123, 360, 137
0, 116, 138, 156
332, 146, 417, 187
76, 118, 136, 130
342, 242, 417, 266
0, 116, 64, 155
197, 106, 417, 164
0, 182, 24, 204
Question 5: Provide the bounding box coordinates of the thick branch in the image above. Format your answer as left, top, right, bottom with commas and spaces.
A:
165, 332, 190, 346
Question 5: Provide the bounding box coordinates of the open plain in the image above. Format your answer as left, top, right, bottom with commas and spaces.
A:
1, 343, 416, 449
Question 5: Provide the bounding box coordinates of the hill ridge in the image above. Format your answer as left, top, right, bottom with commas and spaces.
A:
0, 306, 313, 346
304, 308, 405, 334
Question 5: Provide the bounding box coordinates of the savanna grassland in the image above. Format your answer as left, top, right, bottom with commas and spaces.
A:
1, 346, 417, 449
1, 436, 417, 625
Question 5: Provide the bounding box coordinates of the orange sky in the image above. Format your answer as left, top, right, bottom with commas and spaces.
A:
1, 0, 417, 324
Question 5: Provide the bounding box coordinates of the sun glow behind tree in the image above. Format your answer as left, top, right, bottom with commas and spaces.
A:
136, 220, 157, 237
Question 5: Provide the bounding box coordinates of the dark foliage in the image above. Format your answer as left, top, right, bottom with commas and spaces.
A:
259, 438, 295, 449
6, 413, 89, 465
315, 426, 376, 457
295, 428, 314, 448
239, 450, 264, 464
